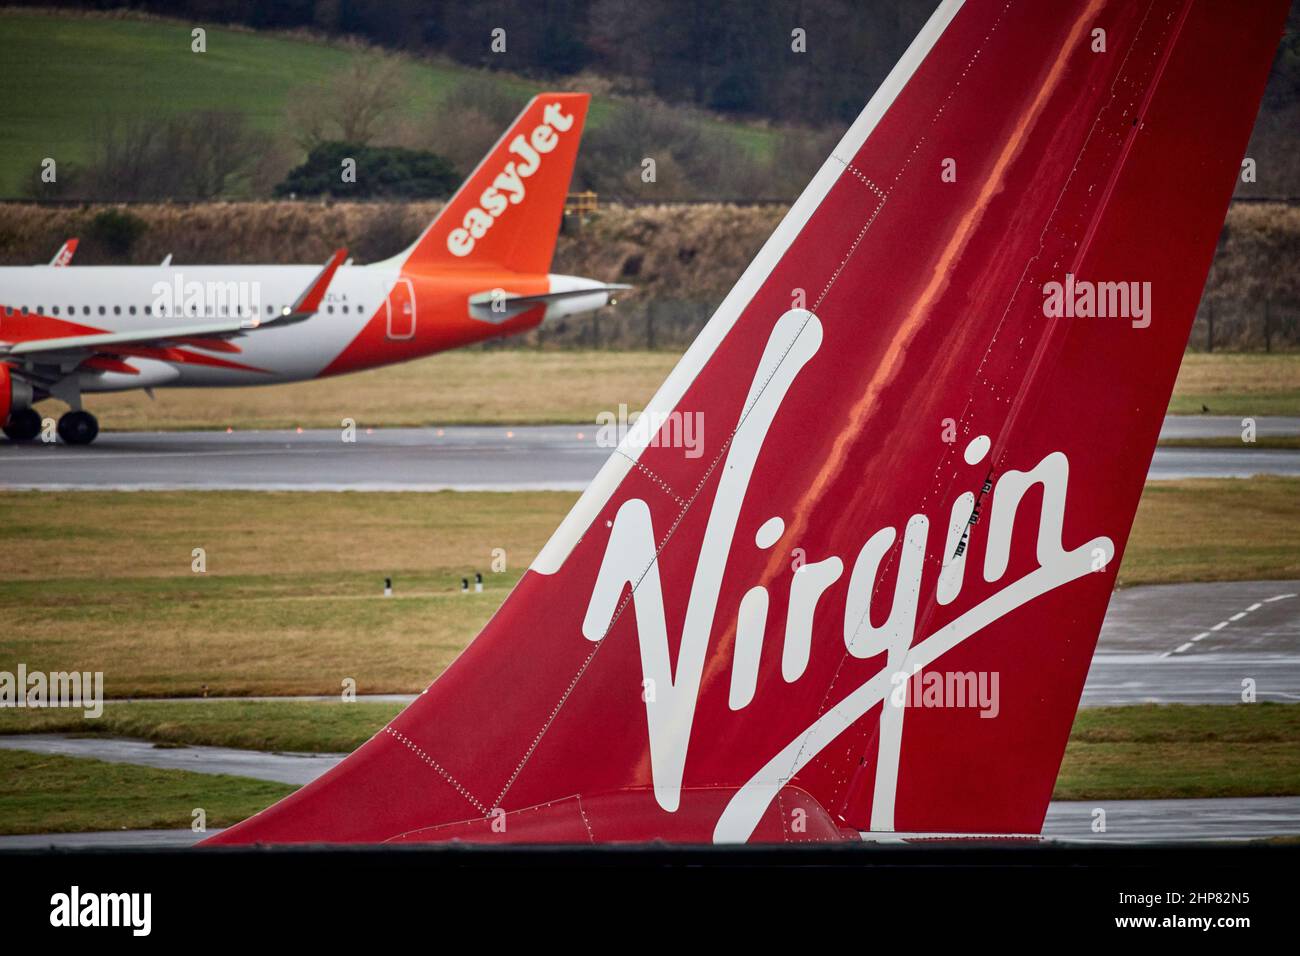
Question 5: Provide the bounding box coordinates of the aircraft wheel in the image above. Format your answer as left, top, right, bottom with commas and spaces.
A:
57, 410, 99, 445
3, 407, 41, 442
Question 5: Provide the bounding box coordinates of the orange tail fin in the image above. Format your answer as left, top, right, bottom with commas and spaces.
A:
399, 92, 589, 275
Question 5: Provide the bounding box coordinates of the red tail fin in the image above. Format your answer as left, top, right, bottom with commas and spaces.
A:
397, 92, 589, 275
208, 0, 1286, 845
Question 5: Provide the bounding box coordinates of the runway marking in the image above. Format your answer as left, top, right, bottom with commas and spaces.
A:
1163, 592, 1297, 658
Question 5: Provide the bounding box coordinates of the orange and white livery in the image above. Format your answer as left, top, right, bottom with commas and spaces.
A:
0, 93, 620, 444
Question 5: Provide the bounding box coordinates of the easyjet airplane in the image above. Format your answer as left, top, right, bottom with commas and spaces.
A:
209, 0, 1285, 846
0, 93, 622, 445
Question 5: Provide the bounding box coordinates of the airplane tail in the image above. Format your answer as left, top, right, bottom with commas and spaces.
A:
395, 92, 589, 276
208, 0, 1286, 845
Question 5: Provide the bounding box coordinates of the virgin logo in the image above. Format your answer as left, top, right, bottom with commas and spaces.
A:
581, 309, 1114, 842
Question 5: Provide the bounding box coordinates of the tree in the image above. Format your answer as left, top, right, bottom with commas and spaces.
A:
285, 57, 408, 151
274, 142, 461, 199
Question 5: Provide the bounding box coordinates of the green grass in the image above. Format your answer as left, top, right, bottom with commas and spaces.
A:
1055, 703, 1300, 800
1158, 436, 1300, 449
1119, 477, 1300, 586
1, 702, 1296, 834
0, 748, 292, 834
0, 12, 781, 197
1167, 391, 1300, 416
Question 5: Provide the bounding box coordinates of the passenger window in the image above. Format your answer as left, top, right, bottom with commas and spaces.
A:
113, 306, 121, 315
129, 306, 136, 315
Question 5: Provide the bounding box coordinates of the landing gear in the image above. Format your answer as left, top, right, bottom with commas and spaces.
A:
3, 407, 41, 442
56, 410, 99, 445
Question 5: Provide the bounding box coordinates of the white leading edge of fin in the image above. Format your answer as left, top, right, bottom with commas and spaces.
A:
530, 0, 966, 575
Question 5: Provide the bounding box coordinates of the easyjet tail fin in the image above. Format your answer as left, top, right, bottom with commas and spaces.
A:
209, 0, 1286, 846
396, 92, 589, 276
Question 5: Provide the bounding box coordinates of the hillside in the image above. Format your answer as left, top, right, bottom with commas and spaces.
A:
3, 9, 1295, 203
0, 10, 798, 199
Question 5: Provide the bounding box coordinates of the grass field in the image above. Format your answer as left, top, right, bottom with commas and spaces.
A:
0, 490, 569, 696
0, 700, 404, 754
2, 702, 1295, 832
1158, 436, 1300, 449
1, 477, 1296, 697
1119, 477, 1300, 586
1056, 703, 1300, 800
89, 350, 680, 430
0, 749, 291, 835
1168, 353, 1300, 416
0, 12, 781, 197
57, 350, 1300, 432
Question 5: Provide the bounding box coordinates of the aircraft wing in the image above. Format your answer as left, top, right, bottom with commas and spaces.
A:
0, 248, 347, 359
1, 319, 257, 357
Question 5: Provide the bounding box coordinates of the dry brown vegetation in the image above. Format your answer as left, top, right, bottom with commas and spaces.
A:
0, 490, 574, 696
0, 199, 1294, 351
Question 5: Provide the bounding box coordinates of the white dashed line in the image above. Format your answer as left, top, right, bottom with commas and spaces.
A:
1162, 593, 1296, 658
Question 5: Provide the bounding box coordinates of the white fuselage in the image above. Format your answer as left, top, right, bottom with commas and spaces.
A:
0, 263, 397, 388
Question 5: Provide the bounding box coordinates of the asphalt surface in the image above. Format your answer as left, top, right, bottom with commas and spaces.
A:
1, 417, 1297, 490
0, 734, 340, 786
1, 797, 1296, 848
1157, 415, 1300, 439
1040, 797, 1300, 843
1081, 580, 1300, 706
